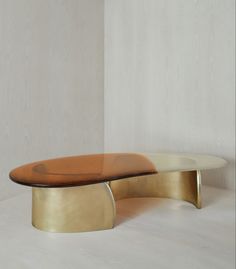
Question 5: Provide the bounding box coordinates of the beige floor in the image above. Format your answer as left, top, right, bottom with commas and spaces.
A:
0, 186, 235, 269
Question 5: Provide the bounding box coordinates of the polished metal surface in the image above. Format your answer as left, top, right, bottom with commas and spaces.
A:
110, 170, 201, 209
32, 183, 116, 232
32, 170, 201, 233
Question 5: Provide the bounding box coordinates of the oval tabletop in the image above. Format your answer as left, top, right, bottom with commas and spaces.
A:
9, 152, 226, 188
9, 153, 157, 187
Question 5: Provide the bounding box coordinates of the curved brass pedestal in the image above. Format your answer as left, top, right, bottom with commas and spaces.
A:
110, 170, 201, 209
32, 183, 116, 232
32, 171, 201, 232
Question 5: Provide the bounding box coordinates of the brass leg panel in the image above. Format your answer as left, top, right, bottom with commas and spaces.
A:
32, 171, 201, 233
32, 183, 116, 232
110, 171, 201, 209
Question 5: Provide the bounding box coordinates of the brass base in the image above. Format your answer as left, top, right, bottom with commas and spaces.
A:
32, 183, 116, 232
110, 170, 201, 209
32, 171, 201, 233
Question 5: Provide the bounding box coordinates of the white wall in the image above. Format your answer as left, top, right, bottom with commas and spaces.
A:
0, 0, 234, 198
105, 0, 235, 189
0, 0, 104, 200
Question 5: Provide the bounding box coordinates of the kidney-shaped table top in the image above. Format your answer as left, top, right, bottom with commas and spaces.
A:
9, 152, 226, 188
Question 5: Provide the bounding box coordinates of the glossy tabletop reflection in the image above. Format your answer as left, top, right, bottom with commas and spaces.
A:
9, 153, 157, 187
9, 152, 226, 188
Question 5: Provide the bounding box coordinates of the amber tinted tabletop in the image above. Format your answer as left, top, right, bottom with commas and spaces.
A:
9, 153, 157, 187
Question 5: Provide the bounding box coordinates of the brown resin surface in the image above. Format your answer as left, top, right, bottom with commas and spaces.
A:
9, 153, 157, 187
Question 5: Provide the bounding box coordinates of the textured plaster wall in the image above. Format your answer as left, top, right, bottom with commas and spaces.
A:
104, 0, 235, 189
0, 0, 104, 199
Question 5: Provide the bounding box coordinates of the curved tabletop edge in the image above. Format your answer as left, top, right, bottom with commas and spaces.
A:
9, 153, 158, 188
142, 152, 227, 172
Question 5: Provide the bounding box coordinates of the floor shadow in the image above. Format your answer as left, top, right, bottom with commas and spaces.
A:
201, 185, 229, 208
115, 185, 228, 226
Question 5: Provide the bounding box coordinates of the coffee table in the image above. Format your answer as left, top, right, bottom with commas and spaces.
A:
9, 153, 226, 233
